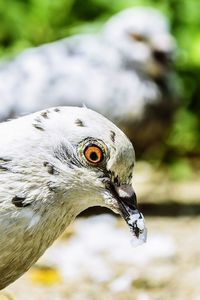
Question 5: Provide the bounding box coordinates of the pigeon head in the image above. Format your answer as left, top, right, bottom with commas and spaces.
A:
0, 106, 146, 245
103, 7, 176, 78
38, 106, 146, 244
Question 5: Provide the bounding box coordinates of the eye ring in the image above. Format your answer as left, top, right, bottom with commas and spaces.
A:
84, 144, 104, 164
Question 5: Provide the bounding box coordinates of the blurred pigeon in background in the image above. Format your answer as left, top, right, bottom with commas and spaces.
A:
0, 7, 177, 154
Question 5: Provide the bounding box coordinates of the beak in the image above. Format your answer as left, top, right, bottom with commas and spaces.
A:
108, 183, 147, 246
151, 34, 176, 67
153, 49, 173, 66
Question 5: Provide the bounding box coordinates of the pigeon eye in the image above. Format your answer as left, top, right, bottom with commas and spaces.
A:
129, 33, 146, 42
84, 144, 104, 164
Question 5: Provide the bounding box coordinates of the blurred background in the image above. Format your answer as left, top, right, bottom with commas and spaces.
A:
0, 0, 200, 299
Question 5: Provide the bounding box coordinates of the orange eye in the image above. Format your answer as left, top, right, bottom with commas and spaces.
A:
84, 145, 104, 164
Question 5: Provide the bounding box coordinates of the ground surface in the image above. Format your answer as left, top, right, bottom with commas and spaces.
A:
2, 215, 200, 300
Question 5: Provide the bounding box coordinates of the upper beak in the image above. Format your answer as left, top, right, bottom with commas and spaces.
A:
151, 34, 176, 67
153, 49, 173, 66
108, 183, 147, 246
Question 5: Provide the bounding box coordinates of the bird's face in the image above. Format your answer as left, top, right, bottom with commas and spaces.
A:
104, 8, 176, 78
54, 107, 146, 245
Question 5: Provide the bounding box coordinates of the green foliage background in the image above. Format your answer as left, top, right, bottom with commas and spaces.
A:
0, 0, 199, 160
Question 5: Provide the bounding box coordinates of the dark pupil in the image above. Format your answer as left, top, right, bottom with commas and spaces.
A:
90, 152, 99, 161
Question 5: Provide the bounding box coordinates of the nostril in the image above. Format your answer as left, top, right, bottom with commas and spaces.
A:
115, 185, 138, 208
122, 190, 137, 208
107, 182, 138, 210
121, 195, 137, 210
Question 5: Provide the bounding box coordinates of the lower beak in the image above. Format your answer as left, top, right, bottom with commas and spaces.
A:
108, 183, 147, 246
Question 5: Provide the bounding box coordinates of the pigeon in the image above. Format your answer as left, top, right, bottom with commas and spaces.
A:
0, 106, 146, 289
0, 7, 177, 153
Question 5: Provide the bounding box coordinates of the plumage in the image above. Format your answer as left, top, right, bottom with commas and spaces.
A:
0, 8, 177, 152
0, 106, 146, 289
